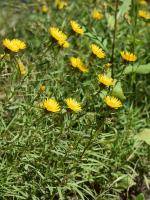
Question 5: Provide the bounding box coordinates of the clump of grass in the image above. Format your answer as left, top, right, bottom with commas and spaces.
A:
0, 0, 150, 199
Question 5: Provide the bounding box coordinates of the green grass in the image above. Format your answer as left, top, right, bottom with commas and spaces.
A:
0, 0, 150, 199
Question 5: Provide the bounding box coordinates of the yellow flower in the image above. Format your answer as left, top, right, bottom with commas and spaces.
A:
65, 98, 82, 112
3, 38, 26, 52
42, 99, 60, 112
97, 74, 114, 87
92, 10, 103, 20
138, 0, 147, 5
49, 27, 70, 48
70, 20, 84, 35
70, 57, 81, 68
121, 51, 137, 62
55, 0, 67, 9
62, 41, 70, 48
70, 57, 89, 73
77, 64, 89, 73
104, 63, 112, 69
105, 96, 122, 109
39, 85, 46, 92
42, 5, 48, 13
138, 10, 149, 19
90, 44, 106, 59
17, 59, 27, 75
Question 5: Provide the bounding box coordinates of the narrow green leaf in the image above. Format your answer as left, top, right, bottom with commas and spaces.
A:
144, 175, 150, 190
57, 187, 64, 200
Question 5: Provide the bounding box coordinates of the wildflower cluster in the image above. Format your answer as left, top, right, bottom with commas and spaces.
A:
1, 1, 150, 199
41, 98, 82, 113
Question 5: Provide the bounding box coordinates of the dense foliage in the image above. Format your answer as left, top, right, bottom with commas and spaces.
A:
0, 0, 150, 199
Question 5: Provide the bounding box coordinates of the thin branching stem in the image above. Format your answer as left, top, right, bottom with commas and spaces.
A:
111, 0, 119, 78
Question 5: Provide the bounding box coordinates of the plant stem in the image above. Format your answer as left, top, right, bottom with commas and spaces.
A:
111, 0, 119, 78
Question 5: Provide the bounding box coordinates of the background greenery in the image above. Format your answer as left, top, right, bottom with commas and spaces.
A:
0, 0, 150, 199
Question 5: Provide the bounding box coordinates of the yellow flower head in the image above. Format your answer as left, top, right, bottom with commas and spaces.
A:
42, 5, 48, 13
92, 10, 103, 20
65, 98, 82, 112
70, 20, 84, 35
77, 64, 89, 73
39, 85, 46, 92
42, 98, 60, 112
97, 74, 114, 87
105, 96, 122, 109
3, 38, 26, 52
104, 62, 112, 69
138, 10, 149, 19
90, 44, 106, 59
121, 51, 137, 62
17, 59, 27, 75
49, 27, 70, 48
138, 0, 147, 5
55, 0, 67, 9
70, 57, 89, 73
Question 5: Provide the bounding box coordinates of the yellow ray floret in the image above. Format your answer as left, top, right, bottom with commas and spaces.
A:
105, 96, 122, 109
92, 10, 103, 20
104, 63, 112, 69
3, 38, 26, 52
138, 10, 149, 19
42, 98, 60, 112
55, 0, 67, 10
49, 27, 70, 48
70, 20, 84, 35
138, 0, 147, 5
77, 64, 89, 73
39, 85, 46, 92
121, 51, 137, 62
65, 98, 82, 112
97, 74, 114, 87
42, 5, 48, 13
90, 44, 106, 59
70, 57, 89, 73
17, 59, 27, 75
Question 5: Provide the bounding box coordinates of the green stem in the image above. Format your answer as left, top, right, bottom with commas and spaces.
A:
111, 0, 119, 78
